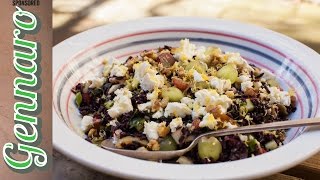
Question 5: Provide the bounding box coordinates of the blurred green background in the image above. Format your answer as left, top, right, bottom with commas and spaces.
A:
53, 0, 320, 53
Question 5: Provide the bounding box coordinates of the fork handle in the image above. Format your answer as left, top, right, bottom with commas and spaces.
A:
199, 118, 320, 138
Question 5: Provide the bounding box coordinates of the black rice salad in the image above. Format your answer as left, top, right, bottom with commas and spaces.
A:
72, 39, 296, 164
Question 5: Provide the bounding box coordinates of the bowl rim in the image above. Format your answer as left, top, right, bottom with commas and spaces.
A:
53, 17, 320, 179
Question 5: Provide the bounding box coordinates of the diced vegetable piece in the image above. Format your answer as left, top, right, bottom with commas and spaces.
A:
217, 64, 238, 83
265, 140, 278, 150
159, 136, 177, 151
104, 101, 114, 109
198, 136, 222, 161
185, 61, 207, 74
245, 99, 254, 112
161, 87, 184, 102
75, 92, 82, 107
172, 77, 189, 91
267, 79, 280, 88
129, 117, 146, 132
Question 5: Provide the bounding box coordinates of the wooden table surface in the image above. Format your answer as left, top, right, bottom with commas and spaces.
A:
53, 0, 320, 179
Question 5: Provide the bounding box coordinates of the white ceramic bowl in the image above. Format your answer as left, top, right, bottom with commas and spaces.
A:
53, 17, 320, 179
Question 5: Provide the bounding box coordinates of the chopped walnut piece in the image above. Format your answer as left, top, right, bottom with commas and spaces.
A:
160, 97, 169, 108
147, 139, 160, 151
157, 123, 170, 137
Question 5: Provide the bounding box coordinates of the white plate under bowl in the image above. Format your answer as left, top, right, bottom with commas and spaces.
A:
53, 17, 320, 179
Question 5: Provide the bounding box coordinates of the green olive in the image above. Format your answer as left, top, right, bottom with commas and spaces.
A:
185, 61, 207, 74
198, 136, 222, 161
161, 87, 184, 102
129, 117, 145, 132
75, 92, 82, 107
159, 136, 177, 151
217, 64, 238, 84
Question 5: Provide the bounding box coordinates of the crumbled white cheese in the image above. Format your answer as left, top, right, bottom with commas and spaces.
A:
89, 77, 106, 88
147, 88, 160, 101
143, 121, 159, 140
152, 108, 164, 119
181, 97, 195, 108
173, 39, 197, 61
108, 88, 133, 118
241, 81, 253, 92
192, 103, 207, 119
110, 64, 128, 77
169, 117, 183, 132
133, 61, 153, 79
193, 70, 205, 82
133, 61, 165, 91
209, 77, 231, 93
173, 39, 210, 62
226, 52, 254, 71
164, 102, 192, 118
141, 73, 165, 92
103, 57, 122, 77
199, 113, 218, 130
238, 74, 251, 83
269, 87, 291, 106
81, 115, 93, 131
194, 89, 218, 106
195, 46, 208, 61
137, 101, 152, 112
194, 89, 232, 113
